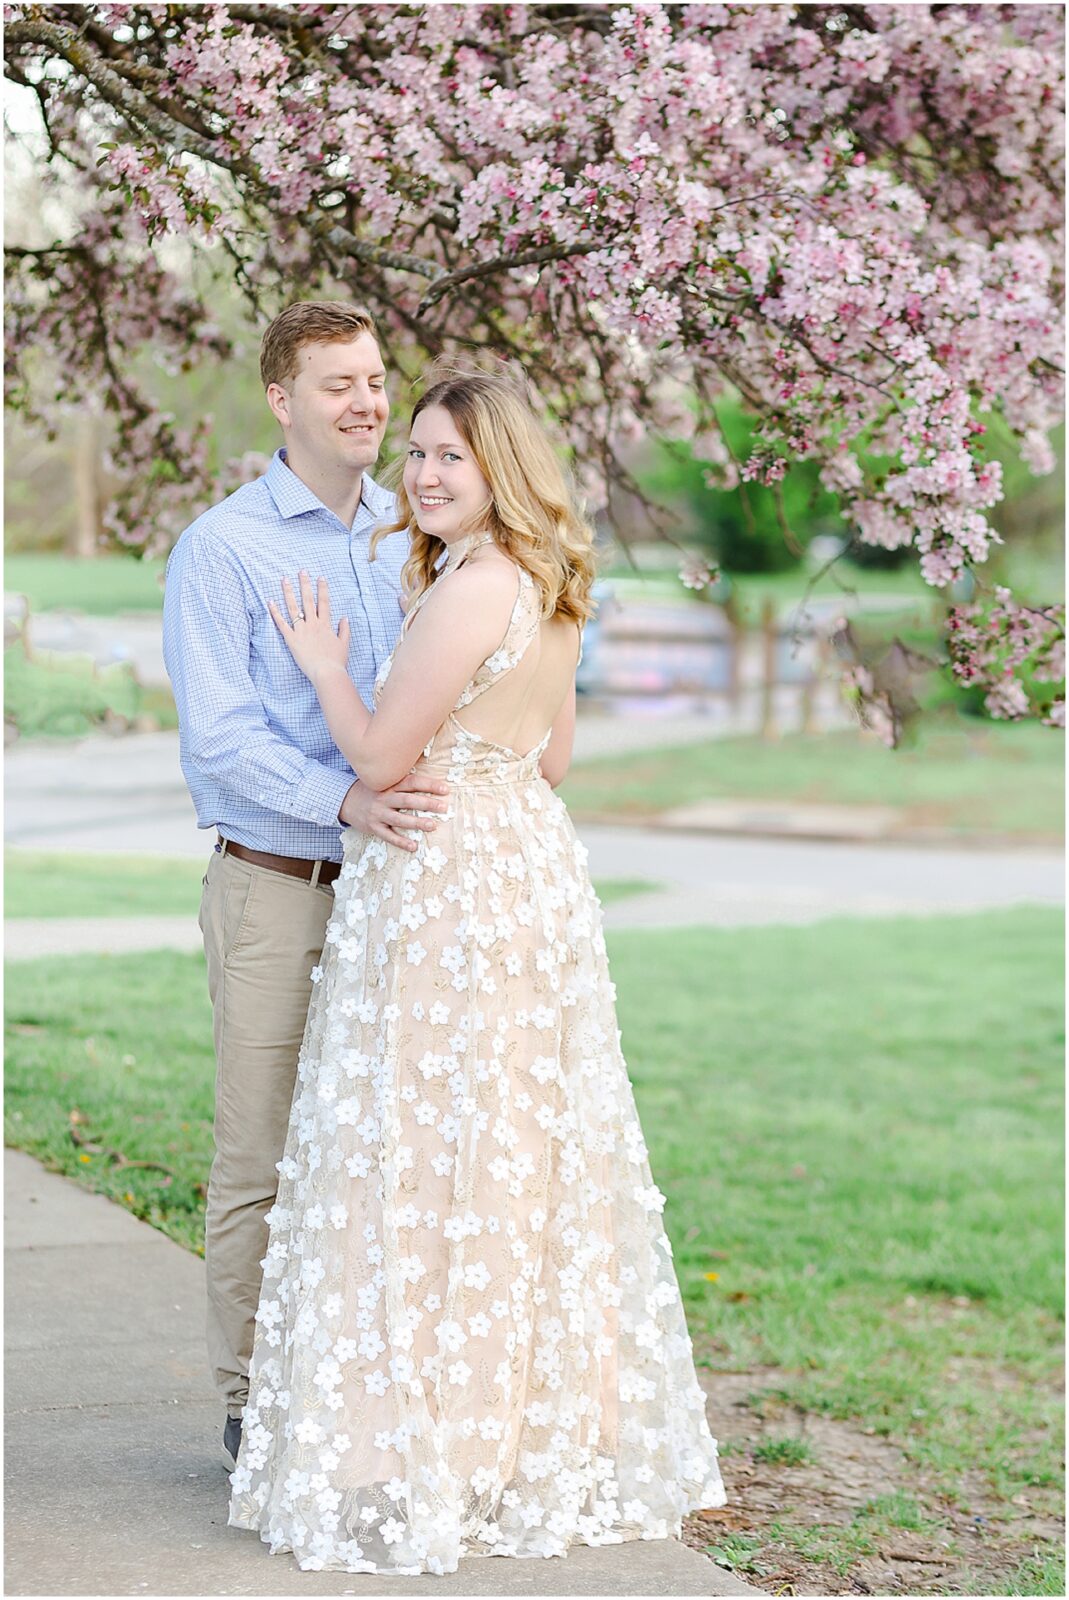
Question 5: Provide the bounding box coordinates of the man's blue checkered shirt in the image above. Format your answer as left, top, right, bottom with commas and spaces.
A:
163, 448, 408, 862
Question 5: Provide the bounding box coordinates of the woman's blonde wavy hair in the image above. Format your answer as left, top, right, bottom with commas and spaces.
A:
372, 365, 597, 623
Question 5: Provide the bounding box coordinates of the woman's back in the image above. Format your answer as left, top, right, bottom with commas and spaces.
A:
448, 548, 580, 760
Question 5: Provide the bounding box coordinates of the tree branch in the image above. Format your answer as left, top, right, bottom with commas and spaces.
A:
417, 241, 605, 313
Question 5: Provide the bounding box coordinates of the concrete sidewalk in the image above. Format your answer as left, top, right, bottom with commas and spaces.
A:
4, 1150, 761, 1597
4, 718, 861, 858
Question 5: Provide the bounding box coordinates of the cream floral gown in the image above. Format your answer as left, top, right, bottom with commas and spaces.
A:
228, 537, 725, 1574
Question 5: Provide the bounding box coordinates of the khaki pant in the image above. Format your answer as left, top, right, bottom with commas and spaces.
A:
198, 845, 335, 1418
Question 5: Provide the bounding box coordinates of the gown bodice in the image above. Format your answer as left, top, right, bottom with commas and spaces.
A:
371, 558, 553, 788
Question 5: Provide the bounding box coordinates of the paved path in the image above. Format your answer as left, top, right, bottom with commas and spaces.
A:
20, 609, 172, 689
4, 716, 863, 857
4, 1149, 759, 1596
583, 823, 1062, 930
5, 731, 204, 857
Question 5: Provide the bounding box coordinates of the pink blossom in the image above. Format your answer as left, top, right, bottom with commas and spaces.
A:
984, 676, 1032, 720
3, 1, 1063, 721
678, 556, 717, 592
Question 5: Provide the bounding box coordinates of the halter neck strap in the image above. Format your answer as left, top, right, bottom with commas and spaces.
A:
442, 531, 496, 571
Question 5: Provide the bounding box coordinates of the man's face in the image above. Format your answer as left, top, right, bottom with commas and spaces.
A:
267, 333, 389, 476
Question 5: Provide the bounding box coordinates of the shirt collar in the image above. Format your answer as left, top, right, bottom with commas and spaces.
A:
265, 448, 391, 528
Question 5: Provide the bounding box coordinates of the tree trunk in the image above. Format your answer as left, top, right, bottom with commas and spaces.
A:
71, 408, 101, 557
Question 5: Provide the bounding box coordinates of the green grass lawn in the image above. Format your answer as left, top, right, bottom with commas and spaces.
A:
2, 850, 657, 920
5, 553, 167, 614
733, 550, 1062, 620
4, 908, 1062, 1593
561, 718, 1064, 840
3, 853, 207, 920
610, 909, 1063, 1421
594, 877, 660, 906
603, 548, 1063, 620
4, 648, 178, 738
605, 561, 937, 623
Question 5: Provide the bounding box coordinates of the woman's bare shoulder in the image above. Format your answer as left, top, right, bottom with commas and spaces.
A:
444, 550, 521, 601
412, 553, 519, 639
462, 544, 521, 577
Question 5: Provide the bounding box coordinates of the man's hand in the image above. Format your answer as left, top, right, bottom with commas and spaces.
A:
339, 774, 449, 851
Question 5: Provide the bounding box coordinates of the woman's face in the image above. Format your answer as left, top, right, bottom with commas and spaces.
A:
403, 403, 491, 542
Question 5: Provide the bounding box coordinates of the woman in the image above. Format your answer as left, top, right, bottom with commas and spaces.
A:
228, 371, 726, 1575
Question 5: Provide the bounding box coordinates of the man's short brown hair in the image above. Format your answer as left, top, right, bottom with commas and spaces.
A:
260, 302, 379, 389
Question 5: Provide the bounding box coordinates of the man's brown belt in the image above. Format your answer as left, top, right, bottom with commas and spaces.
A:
217, 837, 342, 887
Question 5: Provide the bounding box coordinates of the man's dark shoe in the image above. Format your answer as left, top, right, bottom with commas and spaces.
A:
222, 1414, 242, 1474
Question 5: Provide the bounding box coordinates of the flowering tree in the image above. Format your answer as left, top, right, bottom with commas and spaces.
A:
4, 1, 1064, 724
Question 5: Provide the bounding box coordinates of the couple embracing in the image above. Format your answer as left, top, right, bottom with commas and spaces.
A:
163, 301, 724, 1577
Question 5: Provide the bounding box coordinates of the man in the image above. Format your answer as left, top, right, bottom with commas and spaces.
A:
162, 302, 448, 1470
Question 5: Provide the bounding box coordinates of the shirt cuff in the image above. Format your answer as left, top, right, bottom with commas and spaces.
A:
295, 766, 357, 828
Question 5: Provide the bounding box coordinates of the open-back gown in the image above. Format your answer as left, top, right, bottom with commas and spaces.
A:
228, 546, 726, 1574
